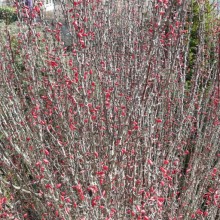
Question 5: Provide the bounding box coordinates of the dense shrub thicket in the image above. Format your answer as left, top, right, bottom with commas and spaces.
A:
0, 0, 219, 219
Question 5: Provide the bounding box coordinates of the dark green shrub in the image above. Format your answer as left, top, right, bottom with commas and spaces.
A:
0, 6, 17, 24
187, 0, 215, 82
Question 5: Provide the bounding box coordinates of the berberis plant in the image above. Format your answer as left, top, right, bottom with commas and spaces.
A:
0, 0, 219, 219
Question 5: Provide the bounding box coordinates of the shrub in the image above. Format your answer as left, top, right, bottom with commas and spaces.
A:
0, 6, 17, 24
186, 0, 216, 83
0, 1, 220, 219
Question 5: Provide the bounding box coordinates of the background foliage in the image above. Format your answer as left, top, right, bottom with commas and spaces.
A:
0, 6, 17, 24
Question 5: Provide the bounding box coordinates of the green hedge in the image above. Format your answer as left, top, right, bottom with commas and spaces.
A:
0, 6, 17, 24
187, 0, 214, 82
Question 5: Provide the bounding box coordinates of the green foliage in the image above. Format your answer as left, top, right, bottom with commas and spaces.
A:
9, 34, 25, 72
187, 0, 215, 82
0, 6, 17, 24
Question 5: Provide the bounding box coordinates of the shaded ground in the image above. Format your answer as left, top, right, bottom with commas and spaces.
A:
38, 5, 72, 46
